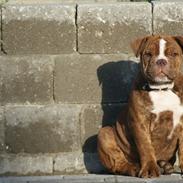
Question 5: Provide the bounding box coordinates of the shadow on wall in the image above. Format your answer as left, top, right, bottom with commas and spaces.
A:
82, 59, 139, 173
98, 60, 139, 127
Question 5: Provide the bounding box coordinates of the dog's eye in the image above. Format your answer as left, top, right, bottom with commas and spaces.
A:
144, 52, 152, 58
167, 52, 179, 57
172, 52, 179, 57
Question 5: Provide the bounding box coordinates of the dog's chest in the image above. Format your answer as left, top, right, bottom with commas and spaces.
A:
149, 90, 183, 137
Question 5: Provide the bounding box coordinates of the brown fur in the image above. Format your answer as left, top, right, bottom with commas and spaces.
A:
98, 35, 183, 178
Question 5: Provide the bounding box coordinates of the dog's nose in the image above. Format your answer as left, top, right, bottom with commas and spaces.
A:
156, 59, 168, 67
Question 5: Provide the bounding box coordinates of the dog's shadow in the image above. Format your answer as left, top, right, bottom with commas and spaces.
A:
82, 59, 139, 173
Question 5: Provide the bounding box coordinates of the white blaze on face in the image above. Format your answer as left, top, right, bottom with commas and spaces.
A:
152, 38, 170, 84
157, 38, 167, 60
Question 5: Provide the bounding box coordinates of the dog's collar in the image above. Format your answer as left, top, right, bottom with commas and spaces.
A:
142, 82, 174, 91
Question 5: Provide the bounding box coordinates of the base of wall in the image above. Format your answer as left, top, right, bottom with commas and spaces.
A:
0, 152, 107, 176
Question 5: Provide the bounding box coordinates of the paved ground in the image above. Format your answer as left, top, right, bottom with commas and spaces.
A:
0, 174, 183, 183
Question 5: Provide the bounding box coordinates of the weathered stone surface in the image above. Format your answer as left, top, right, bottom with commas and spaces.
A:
55, 54, 139, 104
0, 175, 65, 183
0, 108, 5, 152
0, 154, 53, 175
54, 151, 86, 174
7, 0, 131, 3
81, 104, 125, 153
0, 174, 182, 183
0, 56, 54, 104
81, 105, 102, 153
105, 176, 146, 183
2, 3, 76, 54
78, 3, 152, 53
5, 104, 81, 153
0, 0, 7, 4
54, 152, 105, 174
153, 2, 183, 35
0, 152, 105, 176
150, 174, 182, 183
0, 7, 1, 55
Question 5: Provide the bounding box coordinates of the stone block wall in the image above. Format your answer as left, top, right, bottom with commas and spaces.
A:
0, 0, 182, 175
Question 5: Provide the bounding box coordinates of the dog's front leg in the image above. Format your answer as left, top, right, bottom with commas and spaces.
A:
178, 132, 183, 175
129, 103, 160, 178
133, 121, 160, 178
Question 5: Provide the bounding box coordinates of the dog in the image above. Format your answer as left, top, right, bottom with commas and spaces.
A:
97, 35, 183, 178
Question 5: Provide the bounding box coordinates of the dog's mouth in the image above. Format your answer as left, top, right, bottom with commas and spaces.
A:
154, 70, 171, 82
145, 69, 174, 85
145, 70, 175, 90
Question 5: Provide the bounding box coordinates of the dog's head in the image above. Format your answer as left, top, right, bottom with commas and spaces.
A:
131, 35, 183, 87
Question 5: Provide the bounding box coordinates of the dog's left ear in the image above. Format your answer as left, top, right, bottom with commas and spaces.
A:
174, 36, 183, 51
130, 36, 149, 57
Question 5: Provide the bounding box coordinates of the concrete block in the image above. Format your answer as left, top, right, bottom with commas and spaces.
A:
153, 2, 183, 35
78, 3, 152, 53
2, 3, 76, 54
55, 54, 139, 104
0, 7, 1, 53
5, 104, 81, 153
54, 152, 105, 174
81, 104, 125, 153
7, 0, 131, 3
62, 175, 105, 183
150, 174, 181, 183
0, 0, 7, 4
0, 175, 65, 183
0, 56, 54, 104
105, 176, 145, 183
0, 154, 53, 175
80, 105, 102, 145
80, 105, 102, 153
0, 108, 5, 152
0, 174, 181, 183
54, 151, 86, 174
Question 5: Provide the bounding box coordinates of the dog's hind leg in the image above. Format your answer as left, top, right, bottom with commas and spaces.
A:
98, 126, 139, 176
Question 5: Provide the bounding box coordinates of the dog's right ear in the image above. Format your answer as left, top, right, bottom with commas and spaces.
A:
173, 36, 183, 52
131, 36, 149, 57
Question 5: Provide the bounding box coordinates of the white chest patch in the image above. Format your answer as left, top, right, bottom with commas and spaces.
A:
149, 90, 183, 138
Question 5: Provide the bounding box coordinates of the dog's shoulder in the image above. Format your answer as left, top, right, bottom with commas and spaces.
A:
174, 73, 183, 103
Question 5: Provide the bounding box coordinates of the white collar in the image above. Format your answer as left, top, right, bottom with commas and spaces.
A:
148, 82, 174, 91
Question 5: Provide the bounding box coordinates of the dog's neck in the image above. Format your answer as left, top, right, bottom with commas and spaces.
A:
142, 82, 174, 91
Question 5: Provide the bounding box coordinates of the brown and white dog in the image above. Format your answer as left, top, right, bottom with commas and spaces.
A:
97, 35, 183, 178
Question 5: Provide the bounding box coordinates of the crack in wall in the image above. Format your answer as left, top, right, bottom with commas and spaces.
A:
0, 6, 7, 54
150, 1, 155, 35
75, 4, 79, 52
78, 106, 84, 150
52, 158, 56, 174
53, 63, 56, 102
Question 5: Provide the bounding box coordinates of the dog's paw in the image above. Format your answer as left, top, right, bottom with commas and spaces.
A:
179, 164, 183, 177
127, 163, 140, 177
138, 161, 160, 178
158, 160, 174, 175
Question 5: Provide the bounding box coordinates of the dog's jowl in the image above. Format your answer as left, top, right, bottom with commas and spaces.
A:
97, 35, 183, 178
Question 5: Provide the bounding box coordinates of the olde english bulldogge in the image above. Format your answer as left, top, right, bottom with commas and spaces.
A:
98, 35, 183, 178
